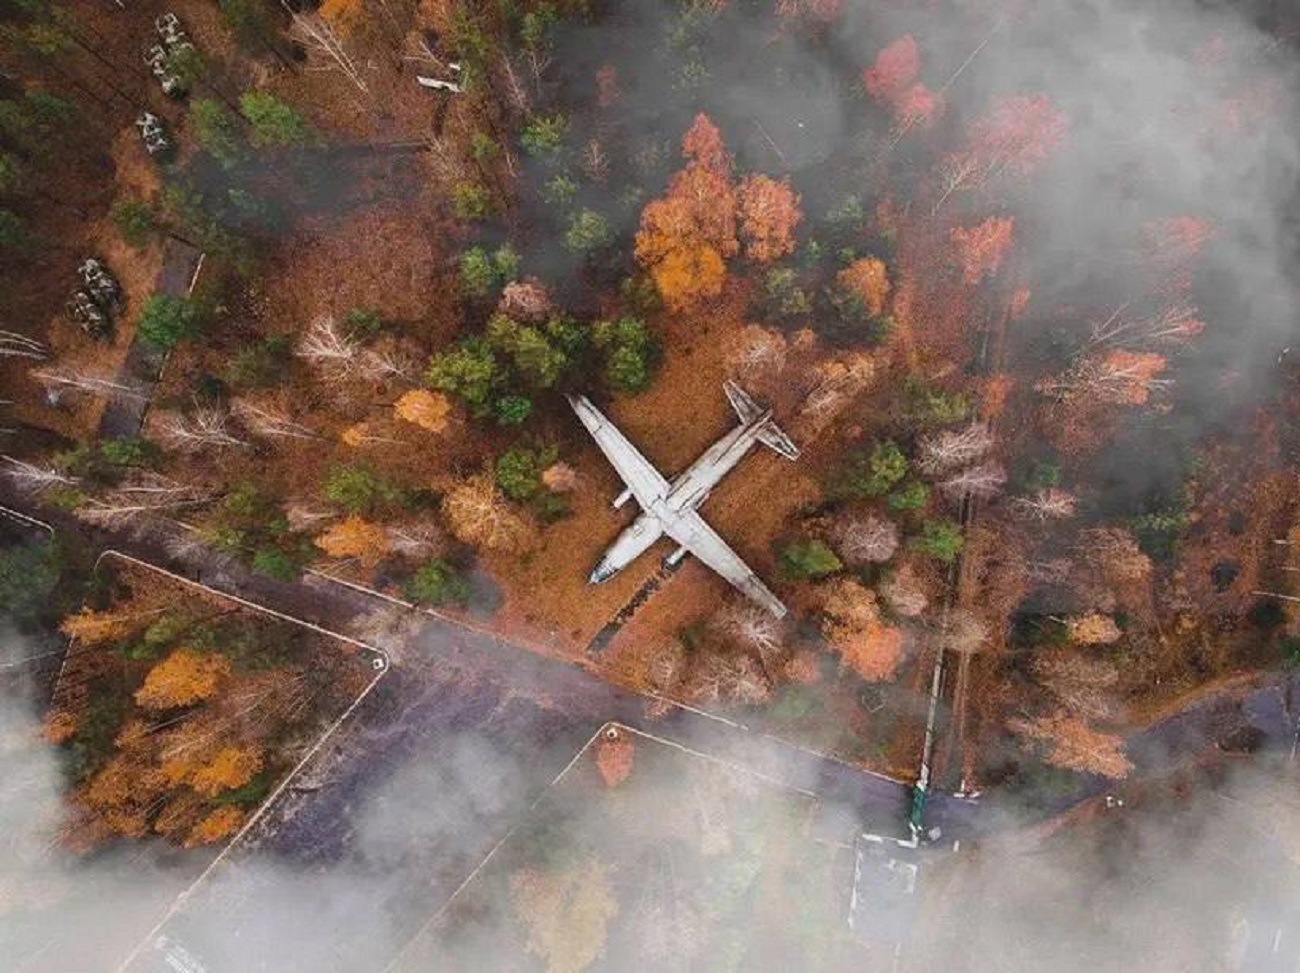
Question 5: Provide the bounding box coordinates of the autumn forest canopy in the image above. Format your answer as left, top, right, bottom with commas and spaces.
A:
2, 0, 1300, 960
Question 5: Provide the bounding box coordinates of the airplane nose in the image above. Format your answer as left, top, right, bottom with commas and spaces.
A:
589, 561, 609, 584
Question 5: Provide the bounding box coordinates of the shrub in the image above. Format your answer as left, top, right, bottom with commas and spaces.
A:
520, 112, 568, 158
564, 208, 611, 255
166, 44, 208, 87
426, 337, 505, 415
459, 243, 522, 299
762, 266, 811, 320
620, 275, 662, 316
593, 317, 658, 393
323, 465, 399, 514
1281, 635, 1300, 667
0, 537, 62, 625
112, 200, 156, 248
224, 335, 291, 387
485, 314, 568, 388
494, 395, 533, 425
470, 131, 500, 161
192, 99, 243, 167
544, 173, 578, 207
404, 558, 470, 606
778, 538, 843, 581
452, 181, 495, 221
913, 520, 964, 563
344, 307, 383, 339
251, 546, 298, 581
98, 437, 158, 468
137, 295, 207, 349
887, 480, 929, 512
239, 91, 312, 147
828, 441, 909, 501
495, 444, 558, 501
493, 244, 521, 282
901, 379, 971, 428
459, 247, 498, 298
1131, 507, 1190, 562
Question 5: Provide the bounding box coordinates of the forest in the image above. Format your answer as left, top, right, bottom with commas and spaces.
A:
3, 0, 1300, 856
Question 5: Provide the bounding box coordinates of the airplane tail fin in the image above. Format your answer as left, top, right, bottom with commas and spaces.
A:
724, 380, 800, 461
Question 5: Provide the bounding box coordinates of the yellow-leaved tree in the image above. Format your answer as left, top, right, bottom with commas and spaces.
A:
135, 648, 230, 710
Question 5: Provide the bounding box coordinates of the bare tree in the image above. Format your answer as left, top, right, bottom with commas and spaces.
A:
729, 325, 787, 383
916, 422, 995, 475
1, 330, 47, 360
296, 316, 359, 380
799, 353, 875, 424
498, 278, 552, 322
1012, 487, 1077, 521
829, 513, 899, 565
1077, 527, 1152, 582
424, 135, 470, 184
684, 651, 772, 706
1087, 301, 1204, 350
498, 55, 532, 114
32, 367, 149, 401
2, 455, 79, 494
930, 152, 980, 215
712, 601, 785, 672
358, 347, 416, 382
285, 503, 334, 531
1032, 650, 1120, 721
937, 609, 988, 655
386, 520, 445, 558
156, 408, 250, 452
881, 564, 928, 617
1026, 557, 1074, 585
939, 461, 1006, 500
581, 139, 609, 183
231, 399, 320, 440
284, 3, 367, 92
1036, 351, 1171, 405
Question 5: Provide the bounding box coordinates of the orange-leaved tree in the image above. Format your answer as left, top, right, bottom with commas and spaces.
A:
635, 113, 739, 311
186, 806, 246, 847
951, 216, 1015, 284
736, 174, 801, 263
862, 35, 941, 130
60, 607, 158, 645
394, 389, 452, 433
862, 35, 919, 101
819, 578, 905, 682
188, 745, 265, 797
836, 257, 891, 316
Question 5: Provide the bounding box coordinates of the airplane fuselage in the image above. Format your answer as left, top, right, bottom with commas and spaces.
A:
589, 410, 772, 582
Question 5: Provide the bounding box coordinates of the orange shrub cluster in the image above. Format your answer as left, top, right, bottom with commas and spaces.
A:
315, 515, 393, 566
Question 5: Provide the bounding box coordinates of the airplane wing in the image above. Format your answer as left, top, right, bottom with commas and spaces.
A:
663, 509, 788, 618
567, 395, 669, 508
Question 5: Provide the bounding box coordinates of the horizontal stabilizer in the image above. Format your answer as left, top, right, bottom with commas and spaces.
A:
757, 421, 800, 461
724, 379, 764, 423
725, 380, 799, 460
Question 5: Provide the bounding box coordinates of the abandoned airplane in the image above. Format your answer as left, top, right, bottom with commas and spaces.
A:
569, 381, 799, 618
